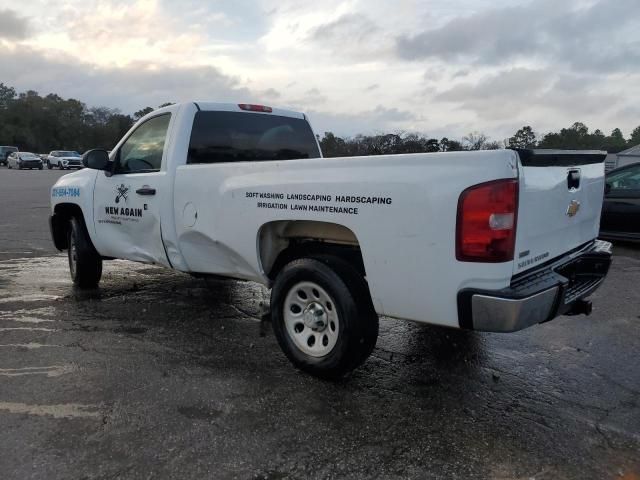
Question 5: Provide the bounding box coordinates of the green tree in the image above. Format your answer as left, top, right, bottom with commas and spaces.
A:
508, 126, 537, 149
0, 84, 133, 152
0, 83, 16, 109
463, 132, 501, 150
602, 127, 627, 153
630, 126, 640, 147
133, 106, 154, 120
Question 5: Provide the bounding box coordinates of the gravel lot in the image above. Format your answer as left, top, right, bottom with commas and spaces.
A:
0, 167, 639, 479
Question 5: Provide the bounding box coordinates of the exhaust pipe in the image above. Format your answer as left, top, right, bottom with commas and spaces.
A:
567, 299, 592, 316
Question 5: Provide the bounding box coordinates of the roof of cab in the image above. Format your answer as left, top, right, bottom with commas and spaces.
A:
192, 102, 306, 120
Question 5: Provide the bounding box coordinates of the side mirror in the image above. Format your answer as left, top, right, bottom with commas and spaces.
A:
604, 183, 611, 195
83, 149, 111, 170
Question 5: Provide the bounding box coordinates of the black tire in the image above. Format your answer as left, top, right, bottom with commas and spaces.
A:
271, 256, 378, 379
47, 161, 52, 169
39, 165, 43, 170
68, 217, 102, 288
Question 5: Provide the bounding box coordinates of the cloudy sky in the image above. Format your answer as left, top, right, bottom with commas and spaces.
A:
1, 0, 639, 140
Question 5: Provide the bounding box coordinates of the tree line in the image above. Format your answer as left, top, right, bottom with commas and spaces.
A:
1, 83, 638, 157
0, 84, 167, 153
319, 124, 640, 158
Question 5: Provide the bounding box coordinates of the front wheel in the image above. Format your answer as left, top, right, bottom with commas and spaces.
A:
47, 161, 52, 169
271, 256, 378, 379
68, 217, 102, 288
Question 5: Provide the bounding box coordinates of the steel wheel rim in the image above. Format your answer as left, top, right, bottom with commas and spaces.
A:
283, 281, 339, 358
69, 235, 77, 278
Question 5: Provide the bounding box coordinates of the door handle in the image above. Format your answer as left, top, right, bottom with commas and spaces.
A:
136, 187, 156, 195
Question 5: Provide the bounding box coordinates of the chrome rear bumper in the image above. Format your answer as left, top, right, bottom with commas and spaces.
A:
458, 240, 613, 332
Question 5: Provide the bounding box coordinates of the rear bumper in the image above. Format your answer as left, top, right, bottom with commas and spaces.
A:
457, 240, 613, 332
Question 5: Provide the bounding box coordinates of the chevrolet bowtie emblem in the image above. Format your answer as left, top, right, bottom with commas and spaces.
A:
566, 200, 581, 217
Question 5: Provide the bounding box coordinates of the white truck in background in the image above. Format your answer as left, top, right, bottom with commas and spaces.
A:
49, 102, 612, 378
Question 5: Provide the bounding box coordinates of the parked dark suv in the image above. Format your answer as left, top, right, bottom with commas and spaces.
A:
0, 146, 18, 166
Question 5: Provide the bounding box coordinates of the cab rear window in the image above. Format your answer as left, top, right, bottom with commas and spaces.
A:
187, 111, 320, 164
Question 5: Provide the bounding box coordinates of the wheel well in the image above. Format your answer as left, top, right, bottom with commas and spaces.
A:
259, 220, 366, 280
51, 203, 87, 251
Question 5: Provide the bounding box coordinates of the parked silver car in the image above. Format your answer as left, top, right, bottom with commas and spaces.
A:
7, 152, 43, 170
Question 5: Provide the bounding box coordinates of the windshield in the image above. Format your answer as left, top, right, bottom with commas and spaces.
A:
59, 151, 81, 157
20, 153, 39, 160
1, 147, 18, 154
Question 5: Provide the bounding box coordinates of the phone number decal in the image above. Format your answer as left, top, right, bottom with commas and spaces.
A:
52, 187, 80, 198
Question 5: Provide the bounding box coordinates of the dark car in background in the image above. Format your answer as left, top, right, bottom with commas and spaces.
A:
0, 146, 18, 166
600, 162, 640, 242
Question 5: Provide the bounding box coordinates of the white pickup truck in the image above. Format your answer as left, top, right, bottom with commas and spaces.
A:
50, 102, 612, 378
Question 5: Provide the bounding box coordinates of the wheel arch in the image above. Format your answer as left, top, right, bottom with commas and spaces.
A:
257, 220, 366, 281
51, 203, 93, 251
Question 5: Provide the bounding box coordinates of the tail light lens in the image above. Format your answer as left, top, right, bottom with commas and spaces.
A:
456, 179, 518, 262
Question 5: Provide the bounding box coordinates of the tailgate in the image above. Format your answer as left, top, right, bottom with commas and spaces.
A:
513, 149, 607, 275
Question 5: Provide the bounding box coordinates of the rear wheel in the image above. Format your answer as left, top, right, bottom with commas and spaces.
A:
47, 161, 52, 169
68, 217, 102, 288
271, 256, 378, 379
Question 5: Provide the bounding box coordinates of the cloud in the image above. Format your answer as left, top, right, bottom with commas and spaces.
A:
2, 0, 639, 141
0, 8, 30, 39
305, 12, 392, 60
308, 13, 379, 44
432, 67, 636, 137
0, 44, 250, 113
396, 0, 640, 73
259, 88, 281, 99
308, 105, 420, 137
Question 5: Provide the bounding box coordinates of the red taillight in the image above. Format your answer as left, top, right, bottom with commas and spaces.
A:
238, 104, 273, 113
456, 179, 518, 262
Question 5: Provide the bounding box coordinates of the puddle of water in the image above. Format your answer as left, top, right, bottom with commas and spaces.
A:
0, 343, 61, 349
0, 294, 61, 303
0, 306, 57, 317
0, 364, 76, 377
0, 327, 58, 332
0, 402, 100, 418
0, 316, 55, 324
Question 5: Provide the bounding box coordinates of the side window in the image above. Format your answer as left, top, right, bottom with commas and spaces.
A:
607, 165, 640, 194
115, 114, 171, 174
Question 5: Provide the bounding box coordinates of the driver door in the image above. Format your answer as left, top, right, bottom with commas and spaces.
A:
92, 113, 171, 266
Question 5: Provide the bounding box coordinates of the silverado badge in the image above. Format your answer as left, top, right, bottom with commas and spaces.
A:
566, 200, 581, 217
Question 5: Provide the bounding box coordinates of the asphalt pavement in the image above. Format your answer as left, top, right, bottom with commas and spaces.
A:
0, 167, 639, 479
